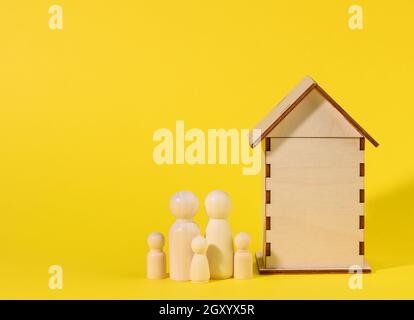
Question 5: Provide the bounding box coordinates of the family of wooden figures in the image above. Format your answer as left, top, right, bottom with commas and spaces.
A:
147, 190, 253, 282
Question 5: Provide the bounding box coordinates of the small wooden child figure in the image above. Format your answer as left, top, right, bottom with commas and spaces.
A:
190, 236, 210, 283
147, 232, 166, 280
234, 232, 253, 280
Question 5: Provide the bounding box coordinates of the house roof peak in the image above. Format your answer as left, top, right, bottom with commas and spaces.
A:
250, 76, 379, 148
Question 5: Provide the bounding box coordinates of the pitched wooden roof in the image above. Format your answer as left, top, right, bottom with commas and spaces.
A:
250, 76, 379, 148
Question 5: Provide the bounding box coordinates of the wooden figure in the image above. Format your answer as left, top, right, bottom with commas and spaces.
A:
146, 232, 166, 280
169, 191, 201, 281
205, 190, 233, 279
190, 236, 210, 283
234, 232, 253, 280
249, 76, 378, 274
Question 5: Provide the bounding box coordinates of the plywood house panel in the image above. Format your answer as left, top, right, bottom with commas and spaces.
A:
265, 214, 364, 269
250, 76, 377, 274
265, 138, 364, 269
267, 90, 362, 138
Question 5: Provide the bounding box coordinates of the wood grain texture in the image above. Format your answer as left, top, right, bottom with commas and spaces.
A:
249, 77, 379, 148
267, 89, 362, 138
264, 138, 364, 269
169, 221, 201, 281
314, 86, 379, 147
261, 148, 267, 264
265, 213, 364, 268
256, 252, 371, 274
250, 76, 316, 147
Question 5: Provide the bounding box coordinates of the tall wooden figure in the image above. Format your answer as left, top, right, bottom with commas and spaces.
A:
190, 236, 210, 283
169, 191, 201, 281
234, 232, 253, 280
205, 190, 233, 279
146, 232, 166, 280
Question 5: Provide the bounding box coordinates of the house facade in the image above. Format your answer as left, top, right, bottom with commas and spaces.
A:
250, 77, 378, 273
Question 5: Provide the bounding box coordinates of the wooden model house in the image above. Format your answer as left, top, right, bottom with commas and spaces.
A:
250, 76, 378, 274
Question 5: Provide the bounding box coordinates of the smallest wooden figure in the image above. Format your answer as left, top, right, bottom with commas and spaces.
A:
190, 236, 210, 283
234, 232, 253, 280
147, 232, 166, 280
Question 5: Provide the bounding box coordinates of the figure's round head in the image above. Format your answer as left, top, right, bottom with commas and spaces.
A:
169, 191, 199, 219
204, 190, 231, 219
191, 236, 208, 254
235, 232, 250, 250
147, 232, 165, 250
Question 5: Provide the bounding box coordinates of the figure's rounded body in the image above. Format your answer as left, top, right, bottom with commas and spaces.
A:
168, 191, 201, 281
147, 251, 166, 280
234, 232, 253, 280
204, 190, 233, 280
205, 219, 233, 279
234, 252, 252, 280
190, 236, 210, 283
146, 232, 166, 280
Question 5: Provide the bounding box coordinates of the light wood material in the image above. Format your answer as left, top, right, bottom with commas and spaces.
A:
146, 232, 167, 280
169, 191, 201, 281
261, 147, 267, 265
234, 232, 253, 280
250, 76, 378, 273
205, 190, 234, 280
250, 76, 316, 147
190, 236, 210, 283
313, 85, 379, 147
265, 138, 364, 269
265, 213, 364, 268
256, 252, 372, 274
268, 89, 361, 138
249, 76, 379, 147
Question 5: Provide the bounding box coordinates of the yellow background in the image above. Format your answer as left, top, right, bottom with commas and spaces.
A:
1, 0, 414, 299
